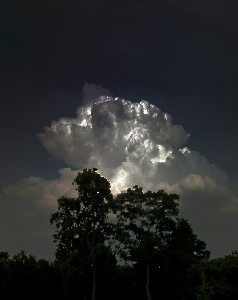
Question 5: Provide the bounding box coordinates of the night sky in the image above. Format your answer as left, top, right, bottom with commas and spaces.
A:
1, 0, 238, 260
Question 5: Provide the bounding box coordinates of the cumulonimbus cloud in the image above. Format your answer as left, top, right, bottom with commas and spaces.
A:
38, 83, 191, 192
38, 83, 231, 195
37, 83, 238, 256
1, 83, 238, 258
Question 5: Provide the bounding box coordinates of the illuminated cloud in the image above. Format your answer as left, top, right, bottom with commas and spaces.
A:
37, 83, 238, 256
38, 83, 232, 195
38, 83, 190, 192
1, 83, 238, 258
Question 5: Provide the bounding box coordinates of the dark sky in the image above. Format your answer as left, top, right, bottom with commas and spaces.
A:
1, 0, 238, 260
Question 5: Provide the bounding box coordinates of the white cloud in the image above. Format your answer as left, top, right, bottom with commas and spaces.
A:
38, 84, 238, 256
38, 84, 190, 187
1, 83, 238, 258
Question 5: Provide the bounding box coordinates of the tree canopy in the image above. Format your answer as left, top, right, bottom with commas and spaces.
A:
114, 185, 210, 300
50, 168, 116, 300
1, 168, 238, 299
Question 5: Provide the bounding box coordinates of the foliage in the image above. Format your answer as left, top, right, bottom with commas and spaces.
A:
51, 168, 115, 259
162, 218, 210, 299
115, 186, 178, 299
115, 186, 180, 263
50, 168, 116, 299
58, 251, 89, 299
212, 252, 238, 299
114, 185, 210, 299
0, 251, 63, 299
1, 249, 237, 300
196, 271, 214, 300
1, 168, 221, 299
187, 251, 238, 300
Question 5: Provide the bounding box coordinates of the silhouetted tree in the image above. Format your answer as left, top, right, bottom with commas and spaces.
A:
115, 186, 210, 300
0, 251, 63, 299
186, 251, 238, 300
50, 168, 116, 300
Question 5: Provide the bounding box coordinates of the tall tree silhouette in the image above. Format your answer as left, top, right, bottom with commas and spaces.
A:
115, 186, 210, 300
51, 168, 116, 300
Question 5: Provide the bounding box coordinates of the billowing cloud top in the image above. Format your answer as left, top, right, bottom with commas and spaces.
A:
38, 84, 231, 196
1, 83, 238, 259
39, 83, 191, 193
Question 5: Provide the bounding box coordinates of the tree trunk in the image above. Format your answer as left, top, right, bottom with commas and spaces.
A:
145, 263, 152, 300
92, 264, 96, 300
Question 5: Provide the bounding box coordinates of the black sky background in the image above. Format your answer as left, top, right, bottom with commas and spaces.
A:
1, 0, 238, 258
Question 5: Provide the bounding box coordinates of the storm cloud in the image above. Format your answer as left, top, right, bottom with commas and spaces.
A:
1, 84, 238, 259
38, 84, 231, 194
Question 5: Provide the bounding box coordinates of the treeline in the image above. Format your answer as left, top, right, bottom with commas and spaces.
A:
1, 250, 238, 299
1, 169, 238, 299
0, 250, 63, 299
